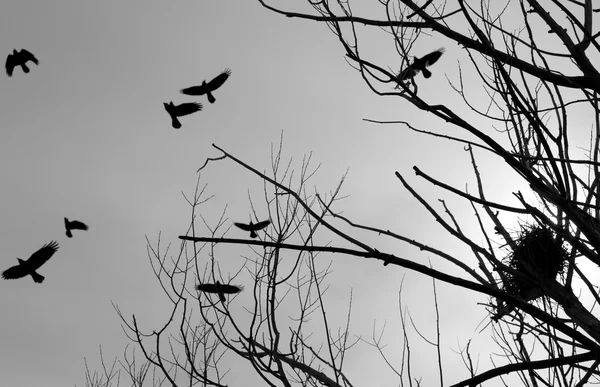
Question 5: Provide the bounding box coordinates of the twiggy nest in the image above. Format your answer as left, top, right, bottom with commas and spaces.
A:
501, 225, 567, 299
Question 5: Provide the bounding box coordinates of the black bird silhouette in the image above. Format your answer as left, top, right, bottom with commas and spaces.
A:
180, 69, 231, 104
2, 241, 59, 283
396, 48, 445, 83
197, 281, 243, 302
234, 220, 270, 238
163, 101, 202, 129
5, 49, 39, 77
64, 217, 89, 238
492, 287, 543, 321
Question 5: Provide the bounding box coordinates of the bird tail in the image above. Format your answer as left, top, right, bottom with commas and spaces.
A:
31, 272, 44, 283
422, 68, 432, 78
66, 229, 73, 238
22, 64, 30, 73
250, 230, 258, 238
172, 117, 181, 129
207, 91, 216, 104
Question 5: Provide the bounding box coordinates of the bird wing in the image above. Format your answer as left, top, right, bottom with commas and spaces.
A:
196, 283, 242, 294
396, 67, 418, 82
1, 264, 29, 280
173, 102, 202, 117
234, 222, 253, 231
218, 283, 243, 294
197, 283, 219, 293
5, 54, 15, 76
180, 85, 207, 96
70, 220, 89, 231
19, 49, 39, 64
207, 69, 231, 91
422, 48, 445, 67
27, 241, 59, 270
253, 220, 271, 231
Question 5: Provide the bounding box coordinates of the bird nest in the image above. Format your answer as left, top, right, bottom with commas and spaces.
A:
500, 225, 568, 299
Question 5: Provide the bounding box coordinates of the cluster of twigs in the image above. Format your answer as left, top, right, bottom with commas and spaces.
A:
502, 225, 567, 300
492, 224, 569, 321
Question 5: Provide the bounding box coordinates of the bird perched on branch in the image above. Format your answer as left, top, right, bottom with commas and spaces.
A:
163, 101, 202, 129
396, 48, 445, 83
197, 281, 243, 302
180, 69, 231, 104
64, 217, 89, 238
492, 287, 543, 321
234, 220, 270, 238
5, 49, 39, 77
2, 241, 59, 283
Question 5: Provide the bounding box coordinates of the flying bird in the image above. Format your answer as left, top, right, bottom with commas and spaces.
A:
180, 69, 231, 104
163, 101, 202, 129
2, 241, 59, 283
234, 220, 270, 238
6, 48, 39, 77
197, 281, 243, 302
64, 217, 89, 238
396, 48, 445, 83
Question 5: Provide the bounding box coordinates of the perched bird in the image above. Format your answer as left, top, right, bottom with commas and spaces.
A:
64, 217, 89, 238
163, 101, 202, 129
492, 287, 543, 321
197, 281, 243, 302
234, 220, 270, 238
2, 241, 59, 283
180, 69, 231, 104
396, 48, 445, 83
5, 49, 39, 77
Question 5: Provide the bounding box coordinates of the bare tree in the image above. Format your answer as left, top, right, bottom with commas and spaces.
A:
83, 0, 600, 386
245, 0, 600, 385
82, 141, 366, 387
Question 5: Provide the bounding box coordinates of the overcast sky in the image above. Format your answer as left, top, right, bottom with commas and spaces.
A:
0, 1, 543, 386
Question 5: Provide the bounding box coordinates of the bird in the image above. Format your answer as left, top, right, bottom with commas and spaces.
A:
492, 286, 543, 321
180, 69, 231, 104
64, 217, 89, 238
196, 281, 243, 302
2, 241, 59, 283
234, 220, 270, 238
5, 49, 39, 77
163, 101, 202, 129
396, 48, 445, 83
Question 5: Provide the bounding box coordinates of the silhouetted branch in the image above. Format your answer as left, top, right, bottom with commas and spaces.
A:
412, 167, 530, 214
196, 152, 227, 173
452, 352, 597, 387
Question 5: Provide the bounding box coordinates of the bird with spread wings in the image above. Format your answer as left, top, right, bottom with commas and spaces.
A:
234, 220, 270, 238
2, 241, 59, 283
6, 48, 39, 77
197, 281, 243, 303
163, 101, 202, 129
64, 217, 89, 238
181, 69, 231, 104
396, 48, 445, 84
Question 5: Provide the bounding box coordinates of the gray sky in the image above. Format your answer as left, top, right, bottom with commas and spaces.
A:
0, 1, 531, 386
